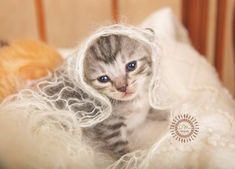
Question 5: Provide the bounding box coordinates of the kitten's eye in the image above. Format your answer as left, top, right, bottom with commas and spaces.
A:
97, 75, 110, 83
126, 61, 137, 72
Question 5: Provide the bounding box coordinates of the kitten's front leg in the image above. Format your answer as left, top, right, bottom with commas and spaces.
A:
85, 115, 129, 159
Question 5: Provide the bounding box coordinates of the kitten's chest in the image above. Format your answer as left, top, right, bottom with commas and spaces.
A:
114, 97, 150, 131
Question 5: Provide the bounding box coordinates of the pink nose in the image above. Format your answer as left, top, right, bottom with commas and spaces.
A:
117, 85, 127, 92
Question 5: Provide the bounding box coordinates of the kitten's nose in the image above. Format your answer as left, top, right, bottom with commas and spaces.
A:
117, 85, 128, 92
114, 77, 128, 92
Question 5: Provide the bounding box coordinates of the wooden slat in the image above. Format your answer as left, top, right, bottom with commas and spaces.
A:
214, 0, 227, 79
112, 0, 120, 23
233, 2, 235, 57
233, 1, 235, 89
34, 0, 47, 41
206, 0, 217, 64
182, 0, 209, 55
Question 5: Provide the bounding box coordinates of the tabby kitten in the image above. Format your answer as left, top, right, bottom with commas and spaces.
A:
83, 34, 154, 159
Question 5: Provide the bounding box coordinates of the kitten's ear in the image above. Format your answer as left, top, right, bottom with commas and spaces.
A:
143, 28, 155, 42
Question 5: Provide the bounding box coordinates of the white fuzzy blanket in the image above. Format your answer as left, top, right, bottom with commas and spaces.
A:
0, 8, 234, 169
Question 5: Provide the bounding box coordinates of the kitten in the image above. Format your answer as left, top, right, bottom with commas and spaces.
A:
83, 35, 153, 159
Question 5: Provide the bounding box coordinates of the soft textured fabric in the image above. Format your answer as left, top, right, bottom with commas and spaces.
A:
0, 8, 234, 169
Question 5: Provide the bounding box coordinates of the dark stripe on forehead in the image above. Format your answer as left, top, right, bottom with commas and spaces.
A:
112, 35, 121, 59
97, 36, 112, 62
90, 35, 121, 64
90, 45, 101, 60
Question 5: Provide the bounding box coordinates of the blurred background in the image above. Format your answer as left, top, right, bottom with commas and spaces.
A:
0, 0, 234, 96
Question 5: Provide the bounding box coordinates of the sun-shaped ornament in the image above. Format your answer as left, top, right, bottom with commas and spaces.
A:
170, 114, 199, 143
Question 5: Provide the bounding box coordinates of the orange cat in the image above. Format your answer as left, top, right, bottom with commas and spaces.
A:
0, 40, 63, 101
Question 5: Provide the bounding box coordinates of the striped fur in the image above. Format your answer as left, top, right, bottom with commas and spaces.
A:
84, 35, 153, 159
90, 35, 121, 64
83, 114, 129, 159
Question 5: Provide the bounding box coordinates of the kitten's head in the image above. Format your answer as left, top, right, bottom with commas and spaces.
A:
84, 35, 152, 101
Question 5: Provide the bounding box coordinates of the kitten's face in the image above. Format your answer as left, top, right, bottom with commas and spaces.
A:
84, 35, 152, 101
